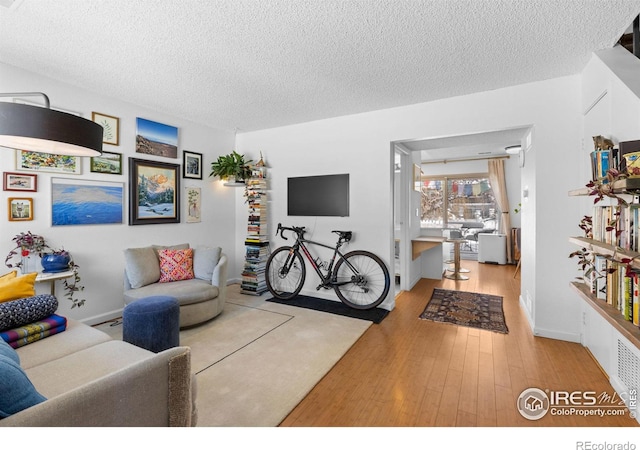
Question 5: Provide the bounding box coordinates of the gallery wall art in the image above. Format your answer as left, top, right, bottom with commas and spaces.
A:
135, 117, 178, 158
17, 150, 81, 174
51, 178, 124, 226
129, 158, 180, 225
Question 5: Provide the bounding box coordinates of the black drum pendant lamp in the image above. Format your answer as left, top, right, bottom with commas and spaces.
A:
0, 92, 103, 156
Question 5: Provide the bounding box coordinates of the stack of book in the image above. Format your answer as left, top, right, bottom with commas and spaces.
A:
241, 177, 269, 295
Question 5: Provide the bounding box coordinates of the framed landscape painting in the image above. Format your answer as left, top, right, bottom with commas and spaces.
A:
51, 178, 124, 226
135, 117, 178, 158
129, 158, 180, 225
17, 150, 81, 174
3, 172, 37, 192
90, 150, 123, 174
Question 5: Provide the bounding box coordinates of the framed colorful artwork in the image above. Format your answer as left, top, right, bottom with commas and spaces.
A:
129, 158, 180, 225
8, 197, 33, 221
16, 150, 81, 174
51, 178, 124, 226
92, 112, 120, 146
3, 172, 37, 192
183, 150, 203, 179
135, 117, 178, 158
90, 150, 123, 175
185, 186, 201, 223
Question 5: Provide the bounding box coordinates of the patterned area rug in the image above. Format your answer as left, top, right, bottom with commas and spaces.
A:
419, 288, 508, 333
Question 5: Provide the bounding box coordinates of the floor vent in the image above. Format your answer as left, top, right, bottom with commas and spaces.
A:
616, 338, 640, 398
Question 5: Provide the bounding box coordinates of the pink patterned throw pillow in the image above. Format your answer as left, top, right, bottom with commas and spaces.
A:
158, 248, 195, 283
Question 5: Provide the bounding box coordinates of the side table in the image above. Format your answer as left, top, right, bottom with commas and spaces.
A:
35, 270, 75, 296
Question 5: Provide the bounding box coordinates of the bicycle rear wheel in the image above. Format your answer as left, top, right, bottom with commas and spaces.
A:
265, 246, 306, 300
333, 250, 390, 310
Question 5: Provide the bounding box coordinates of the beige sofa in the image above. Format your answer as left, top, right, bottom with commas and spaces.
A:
0, 319, 196, 427
123, 244, 227, 328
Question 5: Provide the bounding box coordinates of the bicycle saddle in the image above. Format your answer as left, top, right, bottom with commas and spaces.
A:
332, 230, 352, 241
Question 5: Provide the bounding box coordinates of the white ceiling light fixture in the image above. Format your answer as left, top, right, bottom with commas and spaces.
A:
505, 145, 521, 155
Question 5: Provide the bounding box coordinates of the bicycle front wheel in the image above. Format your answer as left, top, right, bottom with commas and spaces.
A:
265, 246, 306, 300
333, 250, 390, 310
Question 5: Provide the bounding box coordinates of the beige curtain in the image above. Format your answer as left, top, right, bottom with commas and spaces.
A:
488, 159, 512, 263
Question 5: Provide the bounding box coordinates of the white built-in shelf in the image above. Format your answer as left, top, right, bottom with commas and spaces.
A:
568, 177, 640, 196
568, 236, 640, 269
570, 281, 640, 351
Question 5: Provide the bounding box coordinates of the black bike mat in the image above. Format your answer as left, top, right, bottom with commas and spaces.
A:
265, 295, 389, 324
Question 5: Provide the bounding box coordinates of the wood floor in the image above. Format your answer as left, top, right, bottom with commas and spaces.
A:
280, 261, 639, 427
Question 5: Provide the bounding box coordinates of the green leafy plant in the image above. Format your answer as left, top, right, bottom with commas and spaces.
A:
209, 151, 253, 182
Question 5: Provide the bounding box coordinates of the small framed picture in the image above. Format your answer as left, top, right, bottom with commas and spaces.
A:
3, 172, 37, 192
17, 150, 81, 174
183, 150, 203, 179
92, 112, 120, 146
90, 150, 123, 175
8, 197, 33, 221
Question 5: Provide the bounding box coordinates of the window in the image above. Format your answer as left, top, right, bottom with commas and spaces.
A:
420, 174, 498, 230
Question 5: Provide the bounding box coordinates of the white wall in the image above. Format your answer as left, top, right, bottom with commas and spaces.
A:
237, 75, 583, 338
0, 62, 237, 325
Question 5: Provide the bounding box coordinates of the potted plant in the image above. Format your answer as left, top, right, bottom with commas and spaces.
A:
209, 151, 253, 184
5, 231, 86, 308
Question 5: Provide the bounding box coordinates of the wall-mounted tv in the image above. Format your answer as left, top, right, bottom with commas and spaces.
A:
287, 174, 349, 217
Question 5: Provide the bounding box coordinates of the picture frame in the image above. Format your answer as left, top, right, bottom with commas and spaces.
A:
8, 197, 33, 221
414, 164, 422, 191
185, 186, 201, 223
90, 150, 123, 175
3, 172, 37, 192
51, 178, 124, 226
92, 112, 120, 146
129, 158, 180, 225
16, 150, 81, 174
183, 150, 203, 179
135, 117, 178, 158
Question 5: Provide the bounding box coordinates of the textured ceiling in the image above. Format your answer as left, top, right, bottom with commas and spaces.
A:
1, 0, 640, 133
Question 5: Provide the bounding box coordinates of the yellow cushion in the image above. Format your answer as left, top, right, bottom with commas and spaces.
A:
0, 271, 17, 282
0, 272, 38, 303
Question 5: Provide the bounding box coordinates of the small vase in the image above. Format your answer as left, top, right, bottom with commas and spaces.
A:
21, 254, 40, 274
41, 254, 71, 273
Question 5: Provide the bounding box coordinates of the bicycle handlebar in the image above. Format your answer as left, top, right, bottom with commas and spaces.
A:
276, 223, 305, 241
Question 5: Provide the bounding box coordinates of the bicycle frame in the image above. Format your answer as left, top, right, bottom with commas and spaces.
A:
288, 234, 358, 288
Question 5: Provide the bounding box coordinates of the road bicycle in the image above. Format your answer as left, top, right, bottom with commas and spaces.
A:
265, 223, 390, 310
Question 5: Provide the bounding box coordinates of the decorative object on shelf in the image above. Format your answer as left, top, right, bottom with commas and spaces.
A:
593, 135, 614, 150
128, 158, 180, 225
92, 111, 120, 146
41, 252, 72, 273
0, 92, 102, 157
183, 150, 203, 179
90, 150, 123, 175
7, 197, 33, 222
135, 117, 179, 159
4, 231, 85, 308
3, 172, 37, 192
209, 151, 253, 186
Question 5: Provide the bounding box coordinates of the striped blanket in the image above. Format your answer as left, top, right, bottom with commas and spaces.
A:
0, 314, 67, 349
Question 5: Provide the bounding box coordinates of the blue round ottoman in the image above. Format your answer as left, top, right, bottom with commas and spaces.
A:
122, 296, 180, 353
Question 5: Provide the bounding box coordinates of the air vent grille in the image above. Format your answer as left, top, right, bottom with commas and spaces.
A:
616, 338, 640, 397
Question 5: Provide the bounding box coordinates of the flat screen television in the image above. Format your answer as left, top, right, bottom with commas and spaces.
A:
287, 174, 349, 217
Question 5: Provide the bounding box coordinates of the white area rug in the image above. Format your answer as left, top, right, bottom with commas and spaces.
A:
94, 285, 371, 426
